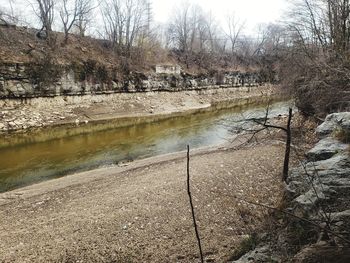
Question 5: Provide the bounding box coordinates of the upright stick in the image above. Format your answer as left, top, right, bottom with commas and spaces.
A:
187, 145, 204, 263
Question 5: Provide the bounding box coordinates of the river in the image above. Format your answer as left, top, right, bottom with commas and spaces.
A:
0, 98, 293, 193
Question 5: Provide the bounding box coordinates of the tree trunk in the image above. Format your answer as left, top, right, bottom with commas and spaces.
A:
283, 108, 293, 182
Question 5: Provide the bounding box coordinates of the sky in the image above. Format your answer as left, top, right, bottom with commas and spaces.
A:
152, 0, 288, 34
0, 0, 288, 35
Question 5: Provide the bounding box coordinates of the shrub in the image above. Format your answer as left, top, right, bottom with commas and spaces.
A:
229, 233, 259, 260
27, 54, 63, 94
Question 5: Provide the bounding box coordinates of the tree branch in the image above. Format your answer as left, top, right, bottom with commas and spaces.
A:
187, 145, 204, 263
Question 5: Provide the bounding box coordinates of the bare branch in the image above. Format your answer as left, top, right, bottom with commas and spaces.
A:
186, 145, 204, 263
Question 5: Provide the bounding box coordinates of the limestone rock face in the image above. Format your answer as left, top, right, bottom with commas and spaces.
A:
0, 62, 264, 98
288, 114, 350, 258
307, 137, 348, 161
316, 112, 350, 136
289, 115, 350, 212
234, 112, 350, 262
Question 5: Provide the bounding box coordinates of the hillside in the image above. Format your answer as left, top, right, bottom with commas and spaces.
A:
0, 23, 252, 74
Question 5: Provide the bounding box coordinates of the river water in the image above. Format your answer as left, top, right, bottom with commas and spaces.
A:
0, 98, 293, 193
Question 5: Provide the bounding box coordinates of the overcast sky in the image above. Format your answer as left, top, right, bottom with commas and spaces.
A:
152, 0, 287, 33
0, 0, 288, 35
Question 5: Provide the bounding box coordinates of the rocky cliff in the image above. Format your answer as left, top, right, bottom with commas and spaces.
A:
0, 62, 263, 99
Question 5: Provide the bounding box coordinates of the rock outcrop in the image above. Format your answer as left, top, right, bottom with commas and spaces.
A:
233, 112, 350, 262
0, 62, 264, 99
316, 112, 350, 136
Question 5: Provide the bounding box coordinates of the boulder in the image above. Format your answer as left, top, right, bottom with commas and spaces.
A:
316, 112, 350, 136
310, 154, 350, 180
330, 209, 350, 221
307, 138, 348, 161
291, 153, 350, 213
232, 245, 280, 263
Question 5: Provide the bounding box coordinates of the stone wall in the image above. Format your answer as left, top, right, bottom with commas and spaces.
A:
0, 62, 264, 99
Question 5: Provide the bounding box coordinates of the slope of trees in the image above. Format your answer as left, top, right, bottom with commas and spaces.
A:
280, 0, 350, 116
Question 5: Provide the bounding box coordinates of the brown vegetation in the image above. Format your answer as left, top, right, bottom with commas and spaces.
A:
279, 0, 350, 117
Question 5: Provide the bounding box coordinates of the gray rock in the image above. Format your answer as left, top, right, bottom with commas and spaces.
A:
289, 153, 350, 216
8, 121, 16, 127
36, 30, 48, 39
307, 138, 348, 161
293, 184, 329, 208
330, 210, 350, 221
310, 154, 350, 181
316, 112, 350, 136
232, 246, 279, 263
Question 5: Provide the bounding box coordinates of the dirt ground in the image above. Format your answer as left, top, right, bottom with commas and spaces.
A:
0, 137, 285, 263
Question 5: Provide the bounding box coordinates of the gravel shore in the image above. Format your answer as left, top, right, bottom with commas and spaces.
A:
0, 138, 285, 262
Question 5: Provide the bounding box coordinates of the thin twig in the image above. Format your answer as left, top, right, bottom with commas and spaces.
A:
187, 145, 204, 263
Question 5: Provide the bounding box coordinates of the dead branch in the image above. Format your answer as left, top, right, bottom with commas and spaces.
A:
187, 145, 204, 263
233, 106, 293, 182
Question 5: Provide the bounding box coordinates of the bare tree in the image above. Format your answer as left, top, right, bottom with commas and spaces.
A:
280, 0, 350, 115
32, 0, 55, 39
0, 0, 16, 23
0, 4, 17, 25
59, 0, 96, 43
101, 0, 149, 56
225, 12, 245, 55
168, 3, 221, 68
168, 2, 192, 53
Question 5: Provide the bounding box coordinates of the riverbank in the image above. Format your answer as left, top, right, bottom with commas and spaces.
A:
232, 113, 350, 262
0, 135, 286, 262
0, 85, 279, 133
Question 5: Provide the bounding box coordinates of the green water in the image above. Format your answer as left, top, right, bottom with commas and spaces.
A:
0, 98, 293, 193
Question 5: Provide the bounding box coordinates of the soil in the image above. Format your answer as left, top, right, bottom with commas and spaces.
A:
0, 136, 286, 263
